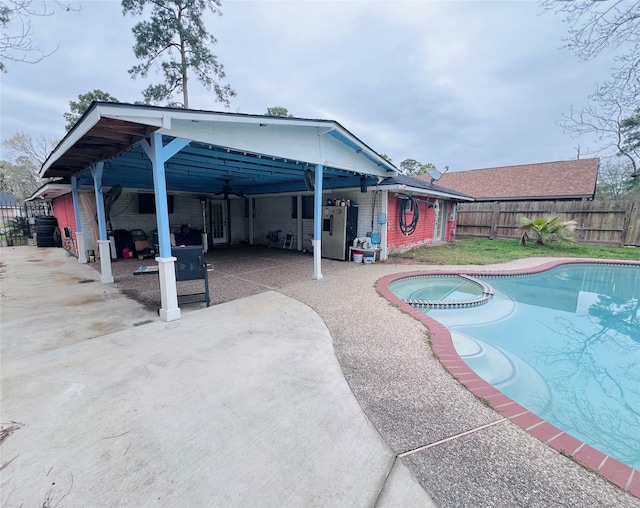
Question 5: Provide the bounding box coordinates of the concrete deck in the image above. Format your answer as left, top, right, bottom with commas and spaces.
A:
1, 246, 638, 507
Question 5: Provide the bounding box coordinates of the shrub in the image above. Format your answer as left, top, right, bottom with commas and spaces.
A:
518, 215, 578, 246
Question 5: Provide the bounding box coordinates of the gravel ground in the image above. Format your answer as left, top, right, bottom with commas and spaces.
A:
279, 256, 640, 508
96, 248, 640, 507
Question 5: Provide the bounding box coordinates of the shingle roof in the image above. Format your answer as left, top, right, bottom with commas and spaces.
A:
427, 159, 599, 201
379, 174, 474, 200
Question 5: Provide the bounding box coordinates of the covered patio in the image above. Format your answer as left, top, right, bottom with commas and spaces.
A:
97, 244, 360, 312
40, 102, 397, 320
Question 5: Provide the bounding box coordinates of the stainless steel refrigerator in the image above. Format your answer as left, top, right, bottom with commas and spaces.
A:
321, 206, 358, 260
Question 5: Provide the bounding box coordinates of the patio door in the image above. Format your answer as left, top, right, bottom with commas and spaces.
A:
210, 200, 228, 245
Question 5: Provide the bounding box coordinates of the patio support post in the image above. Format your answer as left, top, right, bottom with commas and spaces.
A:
312, 164, 324, 280
296, 195, 303, 251
248, 198, 254, 245
71, 176, 87, 264
140, 132, 191, 322
90, 163, 114, 283
381, 190, 389, 261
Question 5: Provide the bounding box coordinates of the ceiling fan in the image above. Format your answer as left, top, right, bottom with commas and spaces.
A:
214, 179, 245, 200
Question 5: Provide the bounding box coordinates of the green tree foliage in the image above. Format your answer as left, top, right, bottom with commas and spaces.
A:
1, 133, 56, 202
399, 159, 436, 176
518, 215, 578, 247
0, 159, 42, 202
64, 89, 120, 131
122, 0, 235, 108
265, 106, 292, 117
595, 159, 637, 200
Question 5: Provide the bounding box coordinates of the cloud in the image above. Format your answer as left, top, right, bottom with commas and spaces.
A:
0, 0, 618, 171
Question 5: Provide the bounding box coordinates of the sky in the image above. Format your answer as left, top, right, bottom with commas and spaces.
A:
0, 0, 620, 172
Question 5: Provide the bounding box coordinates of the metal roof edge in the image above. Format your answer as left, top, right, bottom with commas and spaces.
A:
382, 184, 475, 201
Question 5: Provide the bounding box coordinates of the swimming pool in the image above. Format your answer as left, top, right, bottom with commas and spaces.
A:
388, 263, 640, 471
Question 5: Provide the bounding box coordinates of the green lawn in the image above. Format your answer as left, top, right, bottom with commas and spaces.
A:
390, 238, 640, 265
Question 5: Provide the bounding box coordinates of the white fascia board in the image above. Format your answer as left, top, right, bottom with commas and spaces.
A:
383, 184, 474, 201
189, 113, 331, 129
106, 106, 331, 131
27, 183, 71, 200
169, 120, 392, 178
328, 124, 398, 173
40, 107, 102, 177
100, 104, 169, 129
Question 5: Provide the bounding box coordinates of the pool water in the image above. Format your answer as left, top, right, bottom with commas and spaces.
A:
398, 264, 640, 470
389, 275, 483, 302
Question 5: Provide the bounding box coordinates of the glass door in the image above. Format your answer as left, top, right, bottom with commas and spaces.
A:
210, 200, 228, 245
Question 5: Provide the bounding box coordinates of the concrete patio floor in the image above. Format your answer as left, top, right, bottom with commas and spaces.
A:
1, 245, 638, 507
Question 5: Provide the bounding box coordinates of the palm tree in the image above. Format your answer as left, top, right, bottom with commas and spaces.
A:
518, 215, 578, 246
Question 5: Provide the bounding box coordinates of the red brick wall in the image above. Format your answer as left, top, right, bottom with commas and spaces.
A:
52, 194, 77, 253
387, 195, 436, 251
387, 196, 458, 252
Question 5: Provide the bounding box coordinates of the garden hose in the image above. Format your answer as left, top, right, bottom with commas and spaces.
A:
399, 195, 419, 235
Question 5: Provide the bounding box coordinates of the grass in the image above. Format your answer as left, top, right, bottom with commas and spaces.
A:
390, 238, 640, 265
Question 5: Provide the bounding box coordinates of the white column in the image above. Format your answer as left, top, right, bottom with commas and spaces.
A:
76, 233, 87, 264
157, 256, 181, 321
140, 133, 190, 321
71, 176, 87, 263
312, 164, 323, 280
98, 240, 114, 283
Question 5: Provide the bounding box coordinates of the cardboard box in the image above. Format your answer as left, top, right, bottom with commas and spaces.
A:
135, 240, 155, 252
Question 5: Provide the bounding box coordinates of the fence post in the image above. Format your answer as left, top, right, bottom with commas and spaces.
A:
623, 200, 640, 247
489, 202, 500, 240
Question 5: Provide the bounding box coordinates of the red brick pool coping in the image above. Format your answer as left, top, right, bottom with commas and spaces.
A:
376, 259, 640, 499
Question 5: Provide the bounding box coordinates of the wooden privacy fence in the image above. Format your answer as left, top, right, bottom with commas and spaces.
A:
455, 199, 640, 247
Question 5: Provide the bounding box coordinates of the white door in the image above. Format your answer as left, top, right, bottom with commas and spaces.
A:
210, 200, 228, 245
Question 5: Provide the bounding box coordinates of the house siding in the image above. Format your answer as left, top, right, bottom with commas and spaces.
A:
386, 195, 457, 252
52, 194, 76, 252
49, 187, 459, 258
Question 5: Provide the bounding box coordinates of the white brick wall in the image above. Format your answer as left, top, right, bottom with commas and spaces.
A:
72, 189, 383, 252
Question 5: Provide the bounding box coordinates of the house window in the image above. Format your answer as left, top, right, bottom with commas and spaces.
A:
291, 196, 314, 219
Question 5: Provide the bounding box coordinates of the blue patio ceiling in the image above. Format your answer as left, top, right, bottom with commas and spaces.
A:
41, 103, 398, 196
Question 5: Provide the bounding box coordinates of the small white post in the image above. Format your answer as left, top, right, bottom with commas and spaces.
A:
76, 233, 87, 264
98, 240, 114, 283
157, 256, 181, 321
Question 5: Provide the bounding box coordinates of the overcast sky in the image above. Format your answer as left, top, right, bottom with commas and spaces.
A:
0, 0, 618, 172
